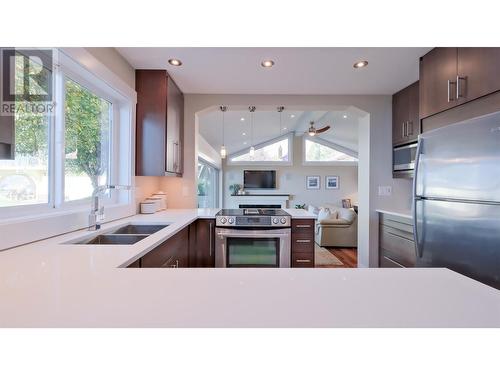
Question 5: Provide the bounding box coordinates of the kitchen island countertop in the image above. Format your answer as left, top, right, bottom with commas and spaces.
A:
0, 208, 499, 328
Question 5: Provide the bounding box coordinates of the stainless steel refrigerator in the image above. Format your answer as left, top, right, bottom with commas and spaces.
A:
413, 110, 500, 289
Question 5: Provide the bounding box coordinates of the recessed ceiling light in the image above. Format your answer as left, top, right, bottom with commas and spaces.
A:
261, 60, 275, 68
283, 127, 287, 130
343, 114, 348, 119
290, 114, 295, 118
168, 58, 182, 66
242, 132, 246, 136
240, 117, 245, 121
243, 142, 247, 145
353, 60, 368, 69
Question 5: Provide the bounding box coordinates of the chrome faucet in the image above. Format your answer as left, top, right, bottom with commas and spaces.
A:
89, 184, 131, 231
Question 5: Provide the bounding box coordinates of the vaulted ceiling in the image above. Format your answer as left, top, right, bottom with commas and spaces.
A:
198, 107, 362, 155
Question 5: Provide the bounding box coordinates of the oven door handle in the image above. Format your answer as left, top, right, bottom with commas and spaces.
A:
217, 232, 290, 239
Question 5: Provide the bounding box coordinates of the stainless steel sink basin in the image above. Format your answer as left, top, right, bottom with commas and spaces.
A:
75, 234, 148, 245
110, 224, 168, 235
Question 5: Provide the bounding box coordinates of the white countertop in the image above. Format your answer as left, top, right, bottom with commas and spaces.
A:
283, 208, 317, 219
1, 208, 499, 327
376, 209, 412, 220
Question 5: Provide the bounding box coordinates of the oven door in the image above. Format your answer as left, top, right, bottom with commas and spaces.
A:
215, 228, 291, 268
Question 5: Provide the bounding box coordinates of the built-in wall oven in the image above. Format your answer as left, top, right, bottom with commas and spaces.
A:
215, 209, 291, 268
393, 142, 418, 178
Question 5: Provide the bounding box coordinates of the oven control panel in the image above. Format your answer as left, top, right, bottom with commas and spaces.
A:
216, 215, 291, 227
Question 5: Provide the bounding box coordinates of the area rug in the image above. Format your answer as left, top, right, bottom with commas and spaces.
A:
314, 243, 343, 266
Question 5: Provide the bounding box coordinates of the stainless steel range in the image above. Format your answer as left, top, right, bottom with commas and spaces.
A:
215, 209, 291, 268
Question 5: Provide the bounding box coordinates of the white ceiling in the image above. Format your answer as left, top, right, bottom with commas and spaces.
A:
199, 108, 361, 155
117, 47, 431, 95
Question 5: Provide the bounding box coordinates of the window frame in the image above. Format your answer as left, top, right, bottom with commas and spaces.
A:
57, 67, 117, 208
227, 133, 294, 166
0, 49, 132, 220
197, 157, 220, 208
302, 136, 358, 166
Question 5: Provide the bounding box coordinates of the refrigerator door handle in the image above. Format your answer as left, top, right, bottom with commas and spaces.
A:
412, 137, 424, 258
413, 198, 422, 258
412, 136, 423, 199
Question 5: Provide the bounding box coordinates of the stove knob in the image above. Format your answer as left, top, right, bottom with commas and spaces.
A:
272, 217, 279, 224
220, 217, 227, 224
228, 217, 234, 224
280, 217, 287, 224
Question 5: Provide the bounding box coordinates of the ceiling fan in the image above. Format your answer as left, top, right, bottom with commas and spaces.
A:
307, 121, 331, 136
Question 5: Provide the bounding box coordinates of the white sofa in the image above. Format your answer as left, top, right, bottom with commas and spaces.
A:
309, 204, 358, 247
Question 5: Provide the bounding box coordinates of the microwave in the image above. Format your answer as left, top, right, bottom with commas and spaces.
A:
393, 142, 417, 178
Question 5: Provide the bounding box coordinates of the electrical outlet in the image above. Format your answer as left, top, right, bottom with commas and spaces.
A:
378, 186, 392, 196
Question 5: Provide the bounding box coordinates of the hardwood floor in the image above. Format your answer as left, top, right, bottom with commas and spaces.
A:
316, 247, 358, 268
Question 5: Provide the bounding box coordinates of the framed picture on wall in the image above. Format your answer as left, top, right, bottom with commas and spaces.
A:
306, 176, 320, 190
325, 176, 339, 189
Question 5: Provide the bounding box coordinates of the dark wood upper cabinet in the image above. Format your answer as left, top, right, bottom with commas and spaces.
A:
188, 219, 215, 267
392, 81, 419, 145
420, 47, 500, 120
419, 48, 458, 119
407, 81, 420, 141
457, 48, 500, 104
392, 86, 407, 144
135, 70, 184, 176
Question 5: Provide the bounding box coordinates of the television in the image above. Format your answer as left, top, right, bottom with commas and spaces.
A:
243, 170, 276, 189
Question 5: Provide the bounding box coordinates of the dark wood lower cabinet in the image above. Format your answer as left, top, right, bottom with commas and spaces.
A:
189, 219, 215, 267
291, 219, 315, 268
141, 227, 189, 268
127, 258, 141, 268
127, 219, 215, 268
130, 218, 317, 268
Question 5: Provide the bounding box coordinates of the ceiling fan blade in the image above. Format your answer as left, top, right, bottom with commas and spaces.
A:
315, 125, 331, 134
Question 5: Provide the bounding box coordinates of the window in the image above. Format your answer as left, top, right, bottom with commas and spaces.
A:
64, 78, 111, 201
228, 134, 292, 165
197, 158, 219, 208
0, 54, 50, 207
0, 49, 132, 217
304, 138, 358, 165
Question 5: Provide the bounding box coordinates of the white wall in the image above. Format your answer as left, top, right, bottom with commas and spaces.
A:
86, 48, 136, 90
223, 136, 358, 208
159, 93, 412, 267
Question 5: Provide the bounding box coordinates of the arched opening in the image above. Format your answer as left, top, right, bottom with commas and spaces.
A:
191, 102, 372, 268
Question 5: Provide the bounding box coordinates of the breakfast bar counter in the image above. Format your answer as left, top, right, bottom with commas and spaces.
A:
0, 209, 499, 328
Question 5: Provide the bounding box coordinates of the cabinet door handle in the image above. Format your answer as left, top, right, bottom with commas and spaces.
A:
173, 142, 178, 171
407, 121, 413, 136
447, 80, 456, 102
295, 224, 311, 228
402, 122, 406, 137
296, 259, 311, 263
456, 76, 466, 99
296, 239, 311, 243
176, 142, 181, 173
209, 221, 213, 257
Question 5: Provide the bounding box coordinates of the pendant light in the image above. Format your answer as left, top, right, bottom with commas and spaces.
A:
249, 106, 256, 158
277, 106, 284, 159
220, 105, 227, 159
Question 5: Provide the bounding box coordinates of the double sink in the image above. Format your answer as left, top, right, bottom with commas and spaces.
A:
71, 224, 168, 245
